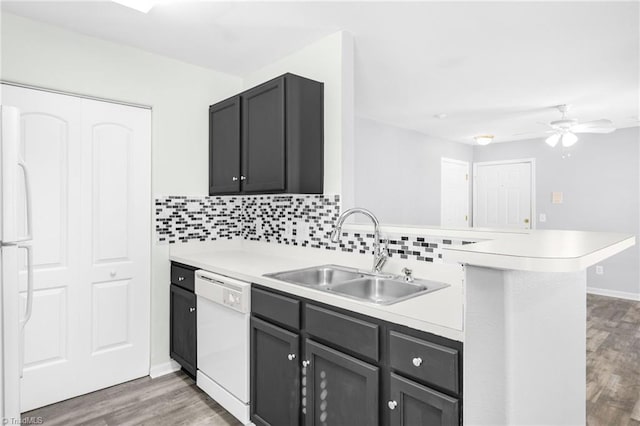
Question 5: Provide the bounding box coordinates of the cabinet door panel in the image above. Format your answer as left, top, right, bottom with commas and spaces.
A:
209, 96, 240, 194
250, 317, 300, 426
169, 284, 196, 376
241, 77, 286, 193
304, 339, 379, 426
389, 373, 459, 426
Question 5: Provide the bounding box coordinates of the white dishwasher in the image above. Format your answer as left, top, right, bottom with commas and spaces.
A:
195, 270, 251, 425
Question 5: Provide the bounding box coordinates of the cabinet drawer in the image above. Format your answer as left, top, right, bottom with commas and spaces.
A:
171, 264, 195, 292
252, 288, 300, 330
305, 304, 379, 362
389, 331, 459, 394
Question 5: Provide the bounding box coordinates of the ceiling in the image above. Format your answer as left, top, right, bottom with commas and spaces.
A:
2, 1, 639, 144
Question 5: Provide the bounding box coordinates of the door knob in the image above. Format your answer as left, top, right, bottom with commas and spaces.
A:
524, 218, 530, 224
287, 353, 296, 361
388, 400, 398, 410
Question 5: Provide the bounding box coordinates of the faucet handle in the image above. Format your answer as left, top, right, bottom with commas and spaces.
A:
402, 267, 414, 282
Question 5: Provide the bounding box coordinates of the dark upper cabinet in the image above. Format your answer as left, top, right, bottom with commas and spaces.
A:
389, 373, 459, 426
208, 96, 241, 194
250, 316, 300, 426
242, 77, 286, 193
170, 284, 197, 377
304, 339, 379, 426
209, 73, 324, 195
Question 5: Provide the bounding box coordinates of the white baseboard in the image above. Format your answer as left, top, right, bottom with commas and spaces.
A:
587, 287, 640, 301
149, 360, 182, 378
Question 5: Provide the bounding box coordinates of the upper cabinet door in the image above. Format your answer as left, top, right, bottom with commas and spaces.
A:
209, 96, 241, 195
241, 77, 286, 193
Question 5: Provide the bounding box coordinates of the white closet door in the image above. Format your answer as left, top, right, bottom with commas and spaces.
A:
473, 161, 533, 229
2, 85, 150, 412
441, 158, 470, 228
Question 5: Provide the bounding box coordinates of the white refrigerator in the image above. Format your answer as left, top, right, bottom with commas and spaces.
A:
0, 105, 34, 421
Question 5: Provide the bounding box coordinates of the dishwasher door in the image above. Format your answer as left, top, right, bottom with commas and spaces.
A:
197, 297, 250, 403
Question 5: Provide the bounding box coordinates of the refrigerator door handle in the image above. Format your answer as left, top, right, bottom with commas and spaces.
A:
17, 161, 33, 242
18, 243, 34, 328
18, 243, 34, 378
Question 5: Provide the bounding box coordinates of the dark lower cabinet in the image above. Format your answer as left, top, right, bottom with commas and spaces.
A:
169, 284, 196, 376
389, 373, 460, 426
250, 317, 300, 426
304, 339, 379, 426
250, 285, 463, 426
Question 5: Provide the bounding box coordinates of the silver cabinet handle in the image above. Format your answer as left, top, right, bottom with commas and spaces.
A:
178, 276, 184, 281
302, 360, 311, 367
388, 400, 398, 410
287, 353, 296, 361
232, 176, 238, 181
240, 176, 246, 181
189, 307, 196, 313
412, 357, 423, 367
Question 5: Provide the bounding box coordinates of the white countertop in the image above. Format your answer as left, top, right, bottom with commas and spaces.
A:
170, 240, 466, 342
442, 229, 635, 272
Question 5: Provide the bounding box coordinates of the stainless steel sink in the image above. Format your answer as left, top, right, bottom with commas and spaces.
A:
328, 277, 435, 305
264, 265, 364, 288
264, 265, 449, 305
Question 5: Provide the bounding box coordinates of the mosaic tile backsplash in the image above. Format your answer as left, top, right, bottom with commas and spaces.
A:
155, 194, 481, 263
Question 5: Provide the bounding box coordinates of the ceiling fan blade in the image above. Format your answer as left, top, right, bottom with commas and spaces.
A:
512, 130, 554, 137
572, 127, 616, 134
572, 119, 614, 131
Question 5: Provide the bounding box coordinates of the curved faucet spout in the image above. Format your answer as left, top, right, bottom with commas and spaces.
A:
330, 208, 388, 273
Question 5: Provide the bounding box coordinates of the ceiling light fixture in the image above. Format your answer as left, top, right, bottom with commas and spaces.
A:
561, 132, 578, 147
474, 135, 494, 146
112, 0, 157, 13
545, 133, 561, 147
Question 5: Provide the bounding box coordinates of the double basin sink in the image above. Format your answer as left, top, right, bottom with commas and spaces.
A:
264, 264, 449, 305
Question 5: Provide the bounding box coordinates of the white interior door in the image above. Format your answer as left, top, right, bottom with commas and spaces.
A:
473, 160, 534, 229
441, 158, 470, 228
3, 85, 151, 412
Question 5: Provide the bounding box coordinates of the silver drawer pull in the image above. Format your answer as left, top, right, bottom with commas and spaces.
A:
302, 360, 311, 367
189, 307, 196, 313
287, 353, 296, 361
178, 276, 185, 282
412, 357, 423, 367
240, 175, 246, 181
388, 400, 398, 410
232, 176, 238, 181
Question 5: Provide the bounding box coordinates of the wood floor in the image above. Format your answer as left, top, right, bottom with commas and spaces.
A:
22, 294, 640, 425
587, 294, 640, 426
22, 371, 241, 426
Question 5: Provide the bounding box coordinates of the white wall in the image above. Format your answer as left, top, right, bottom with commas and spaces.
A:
473, 127, 640, 298
0, 13, 243, 367
242, 31, 354, 196
352, 116, 474, 225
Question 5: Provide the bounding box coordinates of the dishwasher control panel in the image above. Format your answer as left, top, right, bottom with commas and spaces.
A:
195, 270, 251, 313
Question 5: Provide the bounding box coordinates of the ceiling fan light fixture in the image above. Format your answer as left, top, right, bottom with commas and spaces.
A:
561, 132, 578, 147
545, 133, 561, 147
474, 135, 494, 146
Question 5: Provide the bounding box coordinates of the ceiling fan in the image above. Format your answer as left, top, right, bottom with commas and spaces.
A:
542, 104, 615, 148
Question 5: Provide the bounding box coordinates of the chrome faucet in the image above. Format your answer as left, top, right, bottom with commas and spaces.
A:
330, 207, 389, 273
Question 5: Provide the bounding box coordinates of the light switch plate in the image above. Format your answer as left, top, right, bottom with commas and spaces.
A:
595, 265, 604, 275
539, 213, 547, 223
551, 192, 563, 204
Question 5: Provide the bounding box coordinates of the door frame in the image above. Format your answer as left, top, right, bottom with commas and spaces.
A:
472, 158, 536, 229
440, 157, 470, 228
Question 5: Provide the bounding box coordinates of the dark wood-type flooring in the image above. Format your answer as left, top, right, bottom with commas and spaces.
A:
587, 294, 640, 426
23, 294, 640, 425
